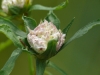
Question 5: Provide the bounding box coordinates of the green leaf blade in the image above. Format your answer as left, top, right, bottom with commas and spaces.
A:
29, 0, 68, 11
54, 0, 69, 10
63, 17, 75, 35
45, 11, 60, 29
0, 48, 22, 75
29, 4, 54, 11
0, 24, 22, 48
62, 21, 100, 49
0, 17, 27, 48
22, 16, 37, 31
0, 17, 26, 37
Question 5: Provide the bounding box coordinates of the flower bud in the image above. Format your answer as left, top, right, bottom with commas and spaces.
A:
1, 0, 32, 13
27, 20, 66, 55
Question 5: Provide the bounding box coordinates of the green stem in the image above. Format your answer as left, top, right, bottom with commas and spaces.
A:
28, 54, 34, 75
36, 59, 47, 75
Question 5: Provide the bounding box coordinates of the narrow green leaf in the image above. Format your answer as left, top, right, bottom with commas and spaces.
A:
63, 17, 75, 35
54, 0, 69, 10
48, 62, 68, 75
45, 11, 60, 29
0, 24, 22, 48
0, 48, 22, 75
29, 4, 53, 11
29, 0, 68, 11
22, 16, 37, 31
0, 17, 26, 37
61, 21, 100, 49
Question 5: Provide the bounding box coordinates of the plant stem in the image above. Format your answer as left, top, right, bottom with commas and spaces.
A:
36, 58, 47, 75
28, 54, 34, 75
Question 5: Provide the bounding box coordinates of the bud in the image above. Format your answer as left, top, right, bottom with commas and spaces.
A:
27, 20, 66, 54
1, 0, 32, 13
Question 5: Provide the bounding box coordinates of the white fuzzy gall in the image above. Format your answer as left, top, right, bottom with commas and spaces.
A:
1, 0, 32, 13
27, 20, 66, 54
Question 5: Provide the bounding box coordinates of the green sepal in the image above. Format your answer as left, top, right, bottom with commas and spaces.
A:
9, 6, 21, 15
63, 17, 75, 36
22, 16, 37, 33
0, 48, 22, 75
29, 0, 68, 11
45, 11, 60, 29
36, 40, 57, 60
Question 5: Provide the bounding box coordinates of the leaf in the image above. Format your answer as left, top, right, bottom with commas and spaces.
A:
0, 17, 26, 37
61, 21, 100, 49
54, 0, 69, 10
29, 4, 54, 11
0, 48, 22, 75
0, 24, 22, 48
63, 17, 75, 35
22, 16, 37, 32
48, 62, 68, 75
29, 0, 68, 11
45, 11, 60, 29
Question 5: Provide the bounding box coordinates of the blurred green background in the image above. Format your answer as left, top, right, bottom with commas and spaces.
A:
0, 0, 100, 75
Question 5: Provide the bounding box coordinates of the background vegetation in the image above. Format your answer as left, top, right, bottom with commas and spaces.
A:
0, 0, 100, 75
